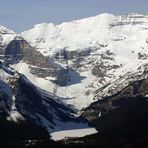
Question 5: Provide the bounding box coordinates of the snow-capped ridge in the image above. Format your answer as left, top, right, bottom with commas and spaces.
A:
21, 12, 148, 56
0, 25, 17, 47
0, 25, 15, 34
21, 13, 116, 55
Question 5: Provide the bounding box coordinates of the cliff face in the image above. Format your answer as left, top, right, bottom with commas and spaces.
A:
4, 37, 48, 65
4, 37, 70, 86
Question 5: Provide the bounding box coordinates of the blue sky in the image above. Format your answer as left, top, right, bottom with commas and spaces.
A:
0, 0, 148, 33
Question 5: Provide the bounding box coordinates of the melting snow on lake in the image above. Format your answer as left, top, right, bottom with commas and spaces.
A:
50, 127, 98, 141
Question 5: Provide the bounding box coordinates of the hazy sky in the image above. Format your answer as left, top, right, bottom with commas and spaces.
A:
0, 0, 148, 33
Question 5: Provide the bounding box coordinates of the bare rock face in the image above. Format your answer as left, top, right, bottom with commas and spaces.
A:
138, 79, 148, 95
5, 37, 48, 66
92, 65, 106, 77
4, 37, 70, 86
138, 52, 148, 60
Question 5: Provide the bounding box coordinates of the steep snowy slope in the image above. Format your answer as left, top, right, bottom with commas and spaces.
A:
0, 25, 16, 53
20, 13, 148, 110
0, 62, 93, 134
21, 13, 114, 56
21, 13, 148, 57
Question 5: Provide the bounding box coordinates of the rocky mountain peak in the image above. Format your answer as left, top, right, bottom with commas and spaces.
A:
4, 37, 32, 62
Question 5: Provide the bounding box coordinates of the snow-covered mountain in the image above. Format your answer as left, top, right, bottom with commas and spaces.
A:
0, 12, 148, 146
21, 13, 114, 56
21, 13, 148, 56
1, 13, 148, 111
20, 13, 148, 110
0, 25, 16, 53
